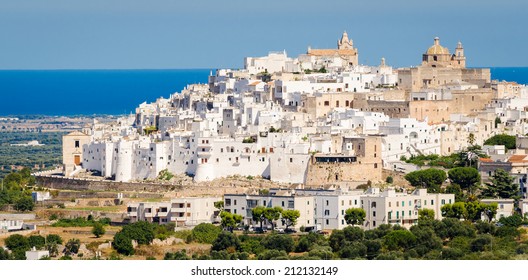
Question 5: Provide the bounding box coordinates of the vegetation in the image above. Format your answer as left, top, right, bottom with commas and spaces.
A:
484, 134, 516, 150
0, 131, 64, 178
191, 223, 222, 244
404, 168, 447, 192
344, 208, 366, 226
92, 222, 106, 238
0, 168, 36, 210
52, 216, 111, 227
112, 221, 156, 255
448, 167, 481, 196
281, 210, 300, 230
64, 239, 81, 255
220, 211, 243, 232
481, 168, 519, 199
157, 169, 174, 181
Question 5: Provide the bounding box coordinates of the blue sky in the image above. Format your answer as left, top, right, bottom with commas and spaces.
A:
0, 0, 526, 69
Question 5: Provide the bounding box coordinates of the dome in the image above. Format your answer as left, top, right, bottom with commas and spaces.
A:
426, 37, 450, 55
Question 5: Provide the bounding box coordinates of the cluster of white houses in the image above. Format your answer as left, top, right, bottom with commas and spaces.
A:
127, 188, 455, 231
62, 32, 528, 202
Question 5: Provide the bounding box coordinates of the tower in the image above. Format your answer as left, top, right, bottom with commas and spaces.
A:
452, 41, 466, 68
337, 31, 354, 50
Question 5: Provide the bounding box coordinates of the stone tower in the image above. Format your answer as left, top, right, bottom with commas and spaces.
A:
337, 31, 354, 50
452, 41, 466, 68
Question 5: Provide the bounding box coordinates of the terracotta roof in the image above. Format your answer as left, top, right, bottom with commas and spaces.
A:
479, 158, 493, 162
508, 155, 528, 163
249, 81, 262, 86
307, 49, 357, 56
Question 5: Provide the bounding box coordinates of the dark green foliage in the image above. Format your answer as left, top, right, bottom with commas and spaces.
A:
257, 249, 289, 260
484, 134, 516, 150
482, 169, 519, 199
0, 247, 11, 260
475, 221, 496, 235
498, 214, 523, 227
339, 242, 367, 259
441, 247, 465, 260
385, 176, 393, 184
64, 238, 80, 255
239, 235, 265, 255
262, 234, 294, 253
445, 184, 464, 201
495, 226, 520, 238
211, 231, 240, 251
46, 234, 63, 245
5, 234, 30, 253
59, 255, 73, 260
164, 250, 190, 260
470, 235, 492, 252
52, 216, 111, 227
383, 230, 417, 251
112, 221, 156, 255
92, 222, 106, 238
120, 221, 156, 245
404, 168, 446, 192
0, 132, 64, 179
113, 233, 134, 255
192, 223, 221, 244
14, 196, 34, 211
28, 235, 46, 250
343, 226, 364, 241
448, 167, 481, 195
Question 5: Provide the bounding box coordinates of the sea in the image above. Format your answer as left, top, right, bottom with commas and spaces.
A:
0, 67, 527, 116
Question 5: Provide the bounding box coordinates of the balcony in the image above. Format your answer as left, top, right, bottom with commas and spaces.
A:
197, 151, 211, 157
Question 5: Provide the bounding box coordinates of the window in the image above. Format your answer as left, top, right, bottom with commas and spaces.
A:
354, 200, 357, 205
373, 211, 376, 217
326, 219, 329, 225
324, 210, 330, 216
341, 210, 344, 215
431, 200, 434, 205
326, 200, 329, 206
388, 212, 392, 219
424, 200, 427, 206
282, 201, 285, 207
74, 140, 80, 148
396, 201, 399, 207
409, 210, 412, 216
324, 101, 330, 106
234, 200, 237, 206
441, 199, 445, 205
373, 221, 376, 227
402, 201, 405, 207
290, 158, 293, 163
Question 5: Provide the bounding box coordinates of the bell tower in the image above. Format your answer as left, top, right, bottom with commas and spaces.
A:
452, 41, 466, 68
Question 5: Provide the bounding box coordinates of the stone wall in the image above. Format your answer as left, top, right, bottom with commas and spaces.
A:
36, 175, 184, 193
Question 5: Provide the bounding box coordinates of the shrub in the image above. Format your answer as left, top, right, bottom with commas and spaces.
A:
92, 223, 106, 238
192, 223, 221, 244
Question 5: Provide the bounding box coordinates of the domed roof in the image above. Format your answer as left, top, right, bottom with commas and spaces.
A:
426, 37, 450, 55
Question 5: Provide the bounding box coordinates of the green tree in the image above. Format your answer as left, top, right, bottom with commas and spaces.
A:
264, 207, 283, 231
386, 176, 394, 184
92, 222, 106, 238
211, 231, 241, 251
14, 196, 34, 212
251, 206, 267, 229
192, 223, 222, 244
28, 235, 46, 250
467, 133, 476, 146
262, 234, 295, 253
441, 202, 467, 219
418, 209, 435, 222
482, 169, 519, 199
281, 209, 300, 230
481, 203, 498, 222
4, 234, 30, 252
344, 208, 366, 226
214, 201, 224, 211
448, 167, 481, 195
464, 201, 484, 222
112, 232, 134, 255
220, 211, 243, 232
383, 230, 417, 251
484, 134, 516, 150
46, 234, 63, 245
404, 169, 446, 193
64, 238, 80, 255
